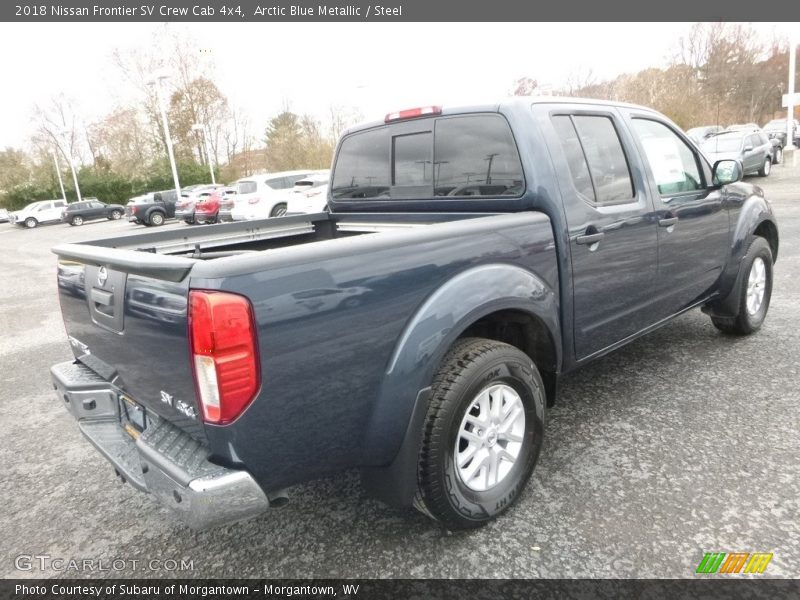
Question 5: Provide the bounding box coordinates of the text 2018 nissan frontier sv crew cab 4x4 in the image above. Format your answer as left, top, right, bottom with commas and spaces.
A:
50, 98, 778, 530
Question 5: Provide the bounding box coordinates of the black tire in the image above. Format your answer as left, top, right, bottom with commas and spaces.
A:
24, 217, 38, 229
270, 203, 287, 218
414, 337, 545, 530
773, 147, 783, 165
110, 210, 123, 220
711, 237, 773, 335
70, 215, 83, 226
149, 212, 165, 226
758, 158, 771, 177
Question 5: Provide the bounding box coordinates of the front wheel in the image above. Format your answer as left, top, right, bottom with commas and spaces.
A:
711, 237, 773, 335
758, 158, 771, 177
270, 203, 287, 218
414, 338, 545, 530
24, 217, 38, 228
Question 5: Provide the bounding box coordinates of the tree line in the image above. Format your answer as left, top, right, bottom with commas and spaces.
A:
514, 24, 798, 130
0, 26, 360, 210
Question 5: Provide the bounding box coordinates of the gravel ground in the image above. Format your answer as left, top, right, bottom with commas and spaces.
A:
1, 161, 798, 579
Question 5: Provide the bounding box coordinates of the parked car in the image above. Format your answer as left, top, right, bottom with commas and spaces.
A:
726, 122, 760, 132
701, 130, 773, 176
127, 190, 179, 226
224, 170, 314, 221
175, 184, 224, 224
686, 125, 723, 145
61, 199, 125, 226
50, 98, 778, 531
9, 199, 68, 228
285, 172, 331, 215
0, 208, 9, 223
194, 187, 237, 224
763, 118, 800, 149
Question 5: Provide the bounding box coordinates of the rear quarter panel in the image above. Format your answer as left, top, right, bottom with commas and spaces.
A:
190, 212, 558, 492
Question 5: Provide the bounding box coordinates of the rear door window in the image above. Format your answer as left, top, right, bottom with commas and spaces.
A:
570, 115, 634, 204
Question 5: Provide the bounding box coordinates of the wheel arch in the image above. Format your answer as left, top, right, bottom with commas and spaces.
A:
360, 263, 560, 508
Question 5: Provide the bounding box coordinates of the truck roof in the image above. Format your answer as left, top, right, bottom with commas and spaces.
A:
342, 96, 662, 137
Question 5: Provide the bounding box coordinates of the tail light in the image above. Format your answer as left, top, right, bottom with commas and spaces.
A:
131, 206, 137, 215
248, 197, 260, 204
189, 290, 260, 424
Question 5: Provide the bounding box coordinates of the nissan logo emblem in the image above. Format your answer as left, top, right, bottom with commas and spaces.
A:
97, 266, 108, 286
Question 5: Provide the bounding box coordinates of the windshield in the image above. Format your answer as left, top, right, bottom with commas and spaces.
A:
22, 201, 41, 211
702, 137, 742, 153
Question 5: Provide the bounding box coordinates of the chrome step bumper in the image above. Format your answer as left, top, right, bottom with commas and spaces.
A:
50, 361, 269, 530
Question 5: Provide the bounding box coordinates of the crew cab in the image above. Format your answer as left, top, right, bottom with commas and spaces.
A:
127, 190, 179, 227
50, 99, 778, 531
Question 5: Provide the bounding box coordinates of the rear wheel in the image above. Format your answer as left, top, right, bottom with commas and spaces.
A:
70, 215, 83, 226
758, 158, 771, 177
414, 338, 545, 530
711, 237, 773, 335
270, 203, 287, 218
149, 212, 165, 226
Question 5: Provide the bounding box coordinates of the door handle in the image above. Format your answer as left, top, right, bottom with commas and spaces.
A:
658, 216, 678, 227
576, 232, 605, 245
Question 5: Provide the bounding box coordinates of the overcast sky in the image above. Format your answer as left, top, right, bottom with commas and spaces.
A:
0, 22, 795, 149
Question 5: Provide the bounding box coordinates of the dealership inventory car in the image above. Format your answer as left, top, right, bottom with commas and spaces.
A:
175, 184, 224, 224
763, 118, 800, 149
194, 187, 237, 224
127, 190, 179, 226
50, 98, 778, 532
0, 208, 9, 223
701, 130, 773, 176
223, 170, 314, 221
61, 199, 125, 225
686, 125, 723, 145
9, 199, 68, 228
285, 171, 331, 215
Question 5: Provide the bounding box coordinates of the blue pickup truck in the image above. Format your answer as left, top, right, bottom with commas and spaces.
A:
50, 98, 778, 531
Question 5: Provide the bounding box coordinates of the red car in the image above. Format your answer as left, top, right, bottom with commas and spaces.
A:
194, 187, 235, 224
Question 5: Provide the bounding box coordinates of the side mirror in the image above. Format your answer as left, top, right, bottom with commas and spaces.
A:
712, 159, 743, 186
743, 144, 753, 152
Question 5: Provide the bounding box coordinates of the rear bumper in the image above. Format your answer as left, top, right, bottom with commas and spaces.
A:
50, 360, 270, 529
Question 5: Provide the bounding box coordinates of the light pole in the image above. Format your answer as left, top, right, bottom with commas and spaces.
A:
51, 151, 67, 201
58, 130, 82, 202
147, 70, 182, 197
787, 35, 797, 151
192, 123, 216, 184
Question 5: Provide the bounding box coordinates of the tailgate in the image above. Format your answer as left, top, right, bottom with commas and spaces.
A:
53, 245, 204, 439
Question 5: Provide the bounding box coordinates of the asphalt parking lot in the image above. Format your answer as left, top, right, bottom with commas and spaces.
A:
1, 162, 799, 580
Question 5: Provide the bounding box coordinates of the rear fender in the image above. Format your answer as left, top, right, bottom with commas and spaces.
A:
361, 263, 559, 506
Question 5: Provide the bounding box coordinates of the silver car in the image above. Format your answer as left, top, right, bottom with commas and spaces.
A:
701, 131, 773, 178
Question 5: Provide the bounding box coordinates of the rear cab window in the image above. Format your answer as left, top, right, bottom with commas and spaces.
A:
331, 113, 524, 201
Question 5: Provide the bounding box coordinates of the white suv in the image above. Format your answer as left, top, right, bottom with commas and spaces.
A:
10, 199, 68, 228
225, 170, 314, 221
